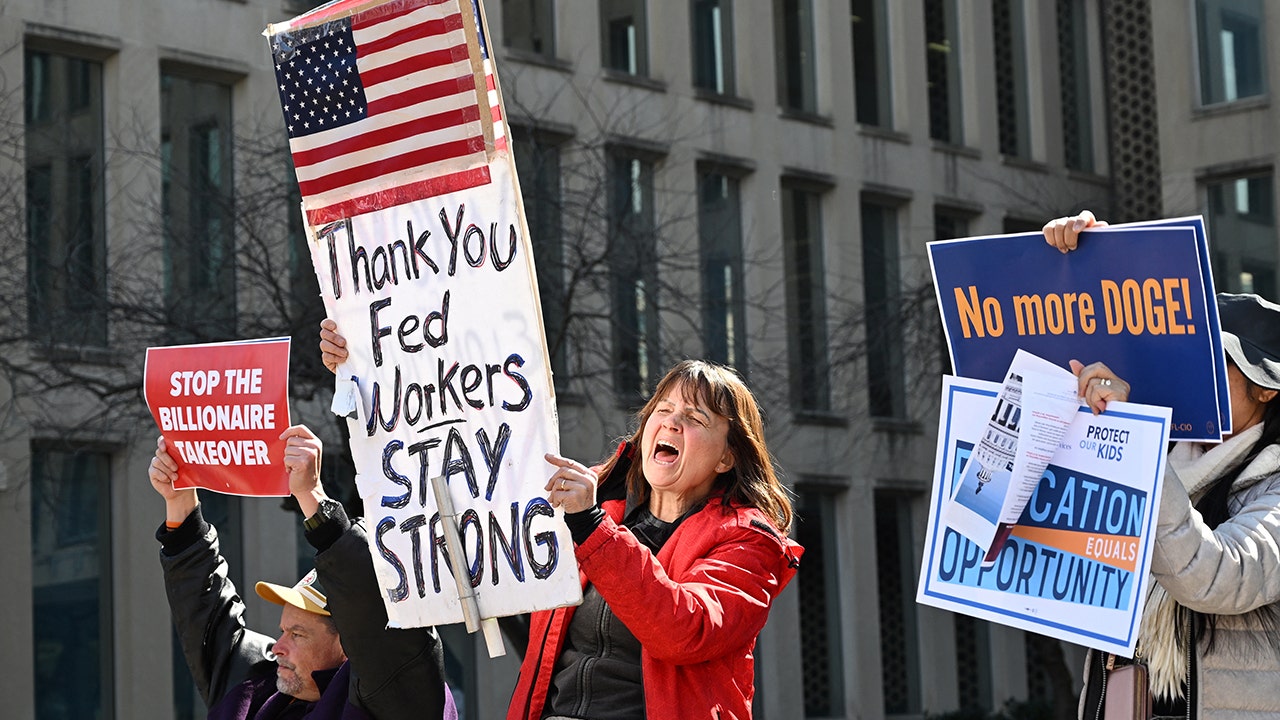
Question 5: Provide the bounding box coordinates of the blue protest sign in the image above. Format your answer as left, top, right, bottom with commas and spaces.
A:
929, 223, 1225, 441
1118, 217, 1229, 434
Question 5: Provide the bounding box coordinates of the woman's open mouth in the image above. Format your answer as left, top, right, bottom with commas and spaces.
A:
653, 440, 680, 464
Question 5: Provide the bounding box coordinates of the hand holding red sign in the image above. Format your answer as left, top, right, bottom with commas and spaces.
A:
144, 338, 293, 497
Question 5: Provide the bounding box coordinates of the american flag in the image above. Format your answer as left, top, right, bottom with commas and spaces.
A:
470, 0, 507, 151
268, 0, 504, 225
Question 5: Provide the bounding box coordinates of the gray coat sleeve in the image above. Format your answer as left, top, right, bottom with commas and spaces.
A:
308, 510, 451, 720
1149, 465, 1280, 615
159, 507, 276, 708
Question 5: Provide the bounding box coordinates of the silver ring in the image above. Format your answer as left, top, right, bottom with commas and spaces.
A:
1099, 379, 1112, 387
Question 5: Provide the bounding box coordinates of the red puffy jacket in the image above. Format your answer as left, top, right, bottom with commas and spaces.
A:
507, 494, 803, 720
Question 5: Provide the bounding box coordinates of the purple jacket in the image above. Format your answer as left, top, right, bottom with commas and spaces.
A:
207, 663, 370, 720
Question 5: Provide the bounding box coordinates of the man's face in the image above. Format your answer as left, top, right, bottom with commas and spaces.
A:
272, 603, 346, 702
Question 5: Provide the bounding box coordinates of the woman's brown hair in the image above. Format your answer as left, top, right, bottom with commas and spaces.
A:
595, 360, 794, 533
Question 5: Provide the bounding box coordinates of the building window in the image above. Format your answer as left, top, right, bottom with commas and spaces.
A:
1057, 0, 1094, 172
852, 0, 890, 126
698, 169, 747, 371
601, 0, 649, 76
924, 0, 962, 143
161, 72, 236, 342
993, 0, 1030, 158
875, 490, 922, 715
174, 493, 243, 720
25, 50, 107, 347
797, 486, 845, 716
934, 209, 970, 376
954, 615, 994, 712
775, 0, 817, 114
503, 0, 555, 58
31, 444, 113, 720
513, 128, 568, 384
1025, 634, 1072, 713
692, 0, 735, 95
609, 151, 660, 399
1207, 174, 1276, 299
863, 199, 905, 419
782, 181, 830, 411
1196, 0, 1266, 105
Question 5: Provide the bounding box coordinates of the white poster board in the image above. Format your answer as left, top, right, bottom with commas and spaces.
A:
918, 376, 1171, 656
309, 160, 580, 628
267, 0, 581, 629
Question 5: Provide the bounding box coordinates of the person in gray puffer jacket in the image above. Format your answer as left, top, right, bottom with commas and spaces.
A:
1046, 215, 1280, 720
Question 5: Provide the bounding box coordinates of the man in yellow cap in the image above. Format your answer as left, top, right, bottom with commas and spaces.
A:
253, 569, 345, 707
150, 424, 456, 720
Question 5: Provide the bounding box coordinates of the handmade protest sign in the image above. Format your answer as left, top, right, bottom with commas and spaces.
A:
918, 376, 1171, 656
929, 222, 1225, 441
144, 338, 292, 497
266, 0, 580, 630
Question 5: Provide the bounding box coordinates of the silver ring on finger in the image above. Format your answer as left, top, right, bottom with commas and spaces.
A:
1099, 378, 1112, 387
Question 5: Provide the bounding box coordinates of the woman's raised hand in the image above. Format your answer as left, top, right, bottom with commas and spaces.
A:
544, 453, 599, 514
1070, 359, 1130, 415
1043, 210, 1108, 253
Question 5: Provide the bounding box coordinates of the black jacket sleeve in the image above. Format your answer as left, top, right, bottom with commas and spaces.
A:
158, 506, 276, 709
306, 507, 450, 720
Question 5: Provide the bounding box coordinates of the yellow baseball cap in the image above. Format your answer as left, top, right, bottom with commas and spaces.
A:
255, 568, 330, 616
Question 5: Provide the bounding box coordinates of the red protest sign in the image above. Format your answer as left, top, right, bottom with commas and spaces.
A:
144, 338, 292, 497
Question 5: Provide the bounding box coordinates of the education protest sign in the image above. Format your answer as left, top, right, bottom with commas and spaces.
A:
917, 376, 1172, 656
144, 338, 292, 497
266, 0, 580, 629
929, 221, 1225, 441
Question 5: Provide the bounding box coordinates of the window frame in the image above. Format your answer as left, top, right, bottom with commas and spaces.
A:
691, 0, 736, 96
502, 0, 557, 60
781, 177, 832, 413
600, 0, 650, 77
30, 442, 116, 720
1193, 0, 1269, 107
774, 0, 819, 114
862, 196, 907, 420
607, 145, 663, 401
160, 67, 238, 342
696, 162, 749, 372
24, 47, 109, 348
